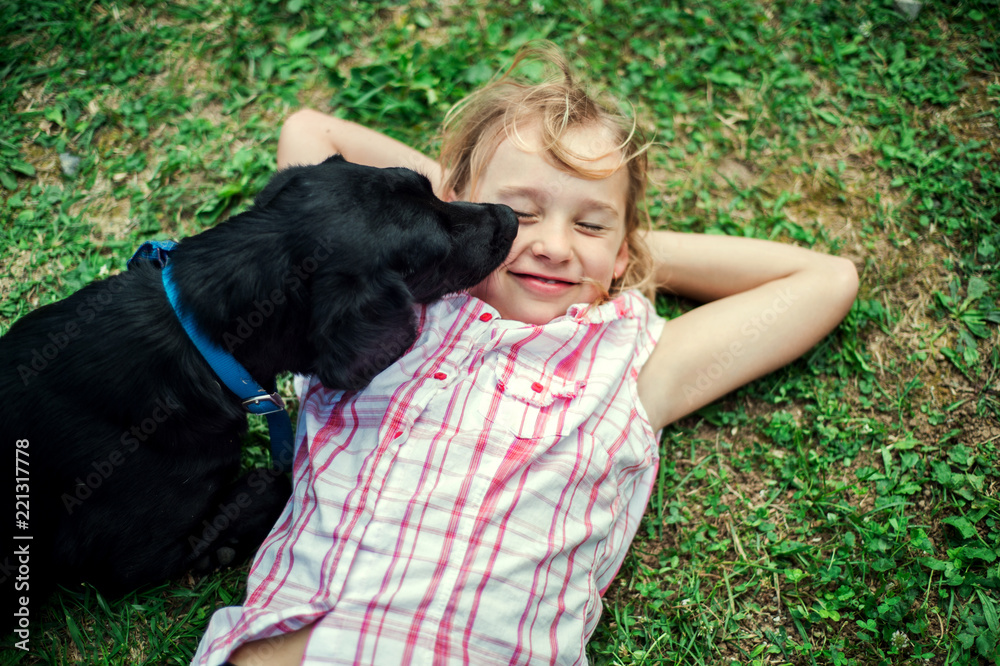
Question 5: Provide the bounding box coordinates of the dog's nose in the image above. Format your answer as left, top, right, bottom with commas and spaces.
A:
491, 204, 519, 244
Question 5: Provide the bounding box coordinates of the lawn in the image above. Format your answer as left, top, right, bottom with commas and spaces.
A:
1, 0, 999, 664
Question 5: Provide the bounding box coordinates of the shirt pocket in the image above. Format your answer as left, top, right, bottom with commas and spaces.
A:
478, 359, 589, 441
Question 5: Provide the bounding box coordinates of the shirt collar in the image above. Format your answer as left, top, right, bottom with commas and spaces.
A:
435, 290, 645, 327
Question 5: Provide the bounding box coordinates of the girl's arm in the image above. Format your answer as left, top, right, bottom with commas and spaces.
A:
637, 230, 859, 430
276, 108, 451, 198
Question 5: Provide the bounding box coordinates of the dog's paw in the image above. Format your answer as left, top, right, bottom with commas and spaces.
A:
216, 546, 236, 566
190, 543, 239, 572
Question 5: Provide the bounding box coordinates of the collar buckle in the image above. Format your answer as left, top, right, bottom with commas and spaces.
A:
242, 391, 286, 415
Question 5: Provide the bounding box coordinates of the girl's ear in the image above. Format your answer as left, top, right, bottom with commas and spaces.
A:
614, 240, 629, 281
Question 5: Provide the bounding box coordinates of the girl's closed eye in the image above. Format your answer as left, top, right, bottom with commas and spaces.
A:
513, 210, 538, 220
576, 221, 607, 233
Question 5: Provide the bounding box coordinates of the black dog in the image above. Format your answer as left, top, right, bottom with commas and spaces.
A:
0, 155, 517, 626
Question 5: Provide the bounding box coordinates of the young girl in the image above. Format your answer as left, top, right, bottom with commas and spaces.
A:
193, 43, 858, 665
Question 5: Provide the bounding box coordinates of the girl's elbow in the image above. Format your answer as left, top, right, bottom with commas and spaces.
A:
277, 108, 339, 170
281, 108, 320, 138
829, 255, 860, 312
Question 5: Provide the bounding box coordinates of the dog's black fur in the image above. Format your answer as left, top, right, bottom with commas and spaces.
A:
0, 155, 517, 624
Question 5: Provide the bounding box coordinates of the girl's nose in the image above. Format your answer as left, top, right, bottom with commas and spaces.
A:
528, 218, 572, 263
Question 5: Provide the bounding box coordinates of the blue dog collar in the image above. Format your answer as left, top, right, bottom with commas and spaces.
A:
128, 241, 295, 473
127, 239, 178, 269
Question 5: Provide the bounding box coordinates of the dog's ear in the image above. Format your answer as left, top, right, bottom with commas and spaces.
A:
392, 229, 454, 303
308, 270, 417, 391
392, 224, 451, 273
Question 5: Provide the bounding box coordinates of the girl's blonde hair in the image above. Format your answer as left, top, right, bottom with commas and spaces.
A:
438, 41, 656, 302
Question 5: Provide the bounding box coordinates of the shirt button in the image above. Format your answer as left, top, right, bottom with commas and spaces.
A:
530, 381, 544, 393
433, 372, 447, 380
479, 312, 493, 322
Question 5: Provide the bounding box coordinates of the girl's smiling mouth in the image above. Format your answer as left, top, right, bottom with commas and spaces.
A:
510, 271, 578, 293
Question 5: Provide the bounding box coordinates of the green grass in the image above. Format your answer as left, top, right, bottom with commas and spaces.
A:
2, 0, 999, 664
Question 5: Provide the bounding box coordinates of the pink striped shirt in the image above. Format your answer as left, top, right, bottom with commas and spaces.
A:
193, 290, 664, 665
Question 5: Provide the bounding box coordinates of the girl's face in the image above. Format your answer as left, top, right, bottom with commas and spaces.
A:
467, 123, 630, 325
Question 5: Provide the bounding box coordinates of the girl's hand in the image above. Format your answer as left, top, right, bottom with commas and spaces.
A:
637, 230, 859, 430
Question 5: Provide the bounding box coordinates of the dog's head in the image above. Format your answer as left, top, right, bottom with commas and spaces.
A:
252, 155, 518, 390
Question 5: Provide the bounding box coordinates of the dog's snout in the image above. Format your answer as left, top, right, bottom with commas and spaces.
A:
491, 204, 519, 244
445, 200, 518, 247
